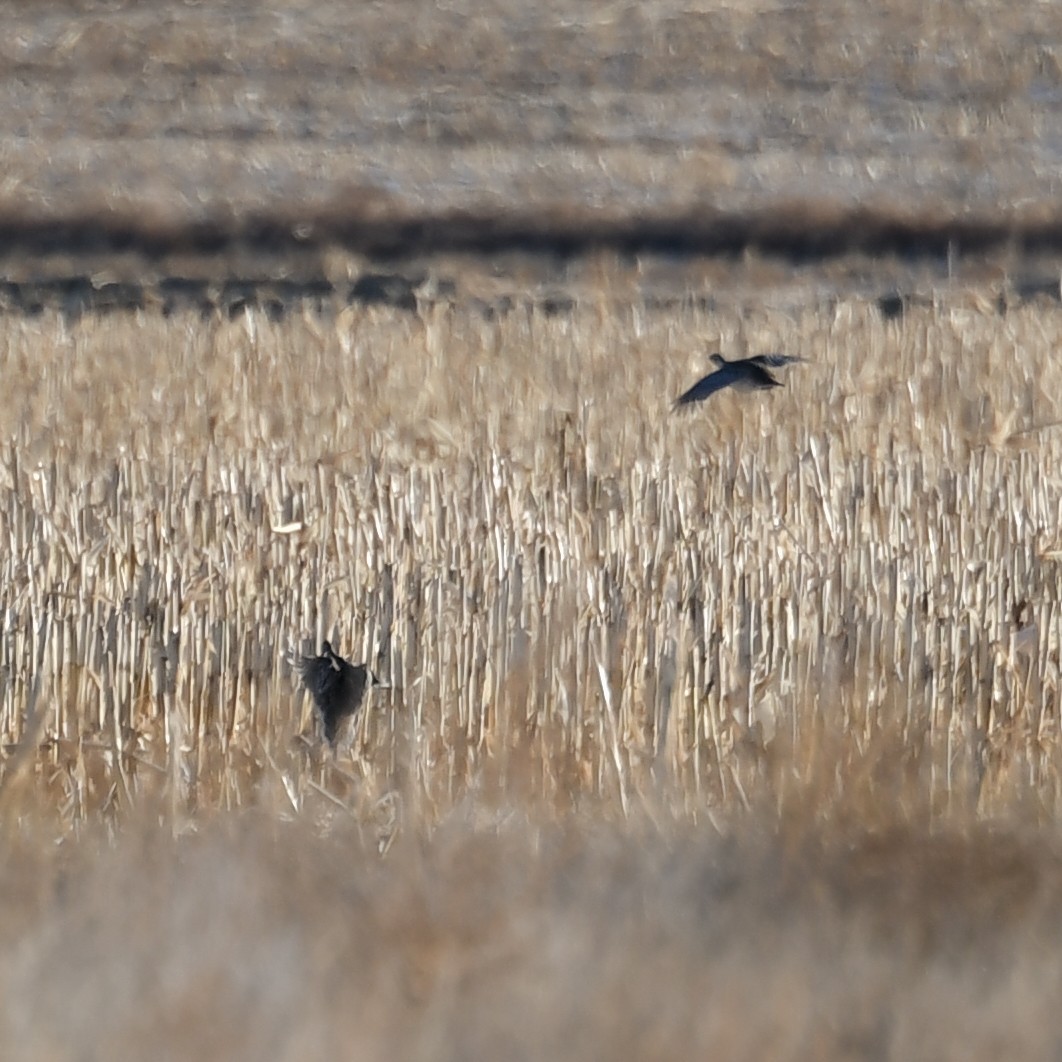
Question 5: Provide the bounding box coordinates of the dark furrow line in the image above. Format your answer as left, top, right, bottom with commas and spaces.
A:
0, 205, 1055, 262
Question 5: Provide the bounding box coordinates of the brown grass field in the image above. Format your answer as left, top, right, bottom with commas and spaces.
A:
1, 295, 1062, 1058
4, 0, 1062, 1059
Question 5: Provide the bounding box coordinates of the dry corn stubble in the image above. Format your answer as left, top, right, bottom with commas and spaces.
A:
0, 293, 1058, 833
0, 292, 1058, 1059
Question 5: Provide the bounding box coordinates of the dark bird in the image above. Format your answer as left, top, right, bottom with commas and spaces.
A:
295, 641, 382, 746
672, 353, 804, 409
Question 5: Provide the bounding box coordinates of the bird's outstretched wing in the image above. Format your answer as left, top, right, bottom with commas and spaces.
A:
296, 651, 344, 711
748, 353, 805, 368
672, 367, 739, 408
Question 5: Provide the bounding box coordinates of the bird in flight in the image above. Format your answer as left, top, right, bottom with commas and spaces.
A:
295, 641, 384, 747
672, 353, 804, 410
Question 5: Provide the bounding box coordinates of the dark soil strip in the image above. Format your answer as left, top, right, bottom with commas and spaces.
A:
0, 202, 1055, 263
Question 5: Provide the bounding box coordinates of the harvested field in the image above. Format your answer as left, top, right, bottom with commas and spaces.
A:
1, 292, 1062, 1056
5, 0, 1062, 1057
0, 292, 1060, 827
1, 0, 1062, 292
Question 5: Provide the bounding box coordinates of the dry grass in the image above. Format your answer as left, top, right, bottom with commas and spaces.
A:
0, 290, 1059, 1054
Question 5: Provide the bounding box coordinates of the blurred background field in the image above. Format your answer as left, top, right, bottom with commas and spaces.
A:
2, 0, 1062, 300
3, 1, 1062, 1059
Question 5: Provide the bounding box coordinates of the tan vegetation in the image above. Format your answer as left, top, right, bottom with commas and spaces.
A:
5, 294, 1061, 827
0, 290, 1060, 1056
4, 0, 1062, 1056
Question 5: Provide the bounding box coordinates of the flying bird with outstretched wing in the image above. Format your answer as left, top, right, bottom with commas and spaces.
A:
672, 353, 804, 410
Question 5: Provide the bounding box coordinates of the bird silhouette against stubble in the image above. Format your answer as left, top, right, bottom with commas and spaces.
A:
296, 641, 382, 747
672, 353, 804, 410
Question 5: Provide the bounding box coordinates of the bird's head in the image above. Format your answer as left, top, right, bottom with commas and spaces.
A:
322, 641, 344, 671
